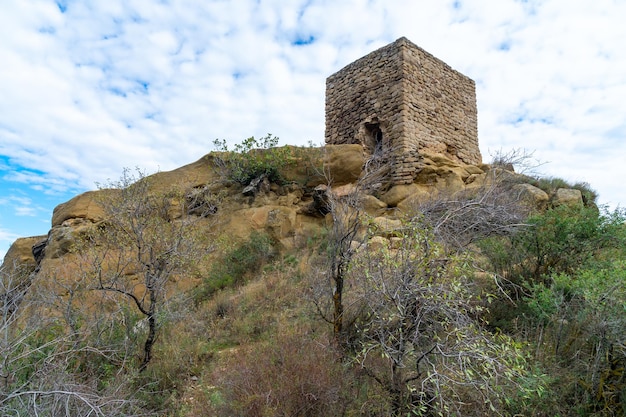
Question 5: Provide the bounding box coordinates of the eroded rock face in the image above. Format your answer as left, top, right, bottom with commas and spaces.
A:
414, 153, 483, 193
371, 217, 403, 237
323, 144, 365, 186
381, 184, 420, 207
147, 153, 223, 193
396, 186, 436, 212
360, 194, 387, 216
51, 190, 110, 227
46, 190, 118, 259
376, 153, 486, 209
0, 236, 46, 313
46, 219, 98, 259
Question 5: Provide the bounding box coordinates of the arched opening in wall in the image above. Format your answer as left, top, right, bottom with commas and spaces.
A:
364, 122, 383, 156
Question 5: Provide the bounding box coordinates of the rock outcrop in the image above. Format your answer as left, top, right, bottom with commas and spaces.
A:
2, 144, 591, 282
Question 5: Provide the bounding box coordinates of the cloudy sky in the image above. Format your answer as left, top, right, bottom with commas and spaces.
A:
1, 0, 625, 260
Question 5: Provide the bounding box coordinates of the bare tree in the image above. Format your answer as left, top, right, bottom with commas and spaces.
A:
488, 147, 545, 175
308, 147, 392, 342
415, 181, 529, 251
319, 188, 363, 339
76, 168, 215, 371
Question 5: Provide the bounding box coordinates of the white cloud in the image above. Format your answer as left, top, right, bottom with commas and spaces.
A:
0, 0, 625, 260
0, 226, 21, 263
0, 194, 41, 218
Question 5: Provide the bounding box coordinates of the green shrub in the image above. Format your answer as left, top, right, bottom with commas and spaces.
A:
480, 205, 626, 282
194, 232, 276, 303
213, 134, 294, 185
523, 262, 626, 415
530, 176, 571, 194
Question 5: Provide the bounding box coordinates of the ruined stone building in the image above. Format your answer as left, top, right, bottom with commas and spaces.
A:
325, 37, 481, 184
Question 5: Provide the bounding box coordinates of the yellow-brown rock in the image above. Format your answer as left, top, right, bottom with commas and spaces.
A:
371, 217, 403, 237
5, 145, 558, 287
552, 188, 583, 207
147, 153, 223, 193
514, 183, 549, 210
51, 190, 111, 227
380, 184, 420, 207
414, 153, 471, 193
367, 236, 388, 252
232, 206, 297, 239
323, 144, 365, 186
1, 236, 46, 274
396, 185, 436, 213
277, 146, 326, 187
361, 194, 388, 216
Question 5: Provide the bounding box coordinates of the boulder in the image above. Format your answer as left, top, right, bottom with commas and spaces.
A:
277, 146, 326, 187
371, 217, 403, 237
332, 183, 357, 198
367, 236, 388, 252
396, 185, 436, 213
46, 219, 97, 259
514, 183, 549, 210
233, 206, 298, 241
148, 153, 223, 192
465, 165, 485, 175
413, 153, 469, 194
464, 173, 485, 187
552, 188, 583, 207
389, 237, 403, 249
361, 194, 388, 216
380, 184, 420, 207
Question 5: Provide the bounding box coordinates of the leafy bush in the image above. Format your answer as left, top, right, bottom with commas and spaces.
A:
480, 205, 626, 282
194, 232, 275, 303
478, 203, 626, 415
524, 262, 626, 415
213, 134, 294, 185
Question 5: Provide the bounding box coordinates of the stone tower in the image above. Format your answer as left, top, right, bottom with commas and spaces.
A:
325, 37, 481, 184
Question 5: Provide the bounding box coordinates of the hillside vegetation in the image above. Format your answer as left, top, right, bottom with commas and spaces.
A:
1, 138, 625, 416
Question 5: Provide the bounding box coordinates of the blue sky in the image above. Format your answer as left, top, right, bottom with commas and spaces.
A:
1, 0, 626, 260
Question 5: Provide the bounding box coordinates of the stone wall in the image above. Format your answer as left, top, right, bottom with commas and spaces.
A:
325, 40, 404, 154
325, 37, 481, 185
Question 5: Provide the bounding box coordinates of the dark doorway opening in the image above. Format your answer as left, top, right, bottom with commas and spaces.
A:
364, 122, 383, 154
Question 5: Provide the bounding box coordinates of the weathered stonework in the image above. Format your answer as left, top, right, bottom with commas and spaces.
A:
325, 37, 481, 184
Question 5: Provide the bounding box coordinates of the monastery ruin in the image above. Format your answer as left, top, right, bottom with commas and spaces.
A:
325, 37, 481, 185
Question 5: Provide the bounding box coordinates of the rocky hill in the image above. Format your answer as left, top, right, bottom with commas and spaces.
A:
2, 143, 618, 417
2, 144, 584, 274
